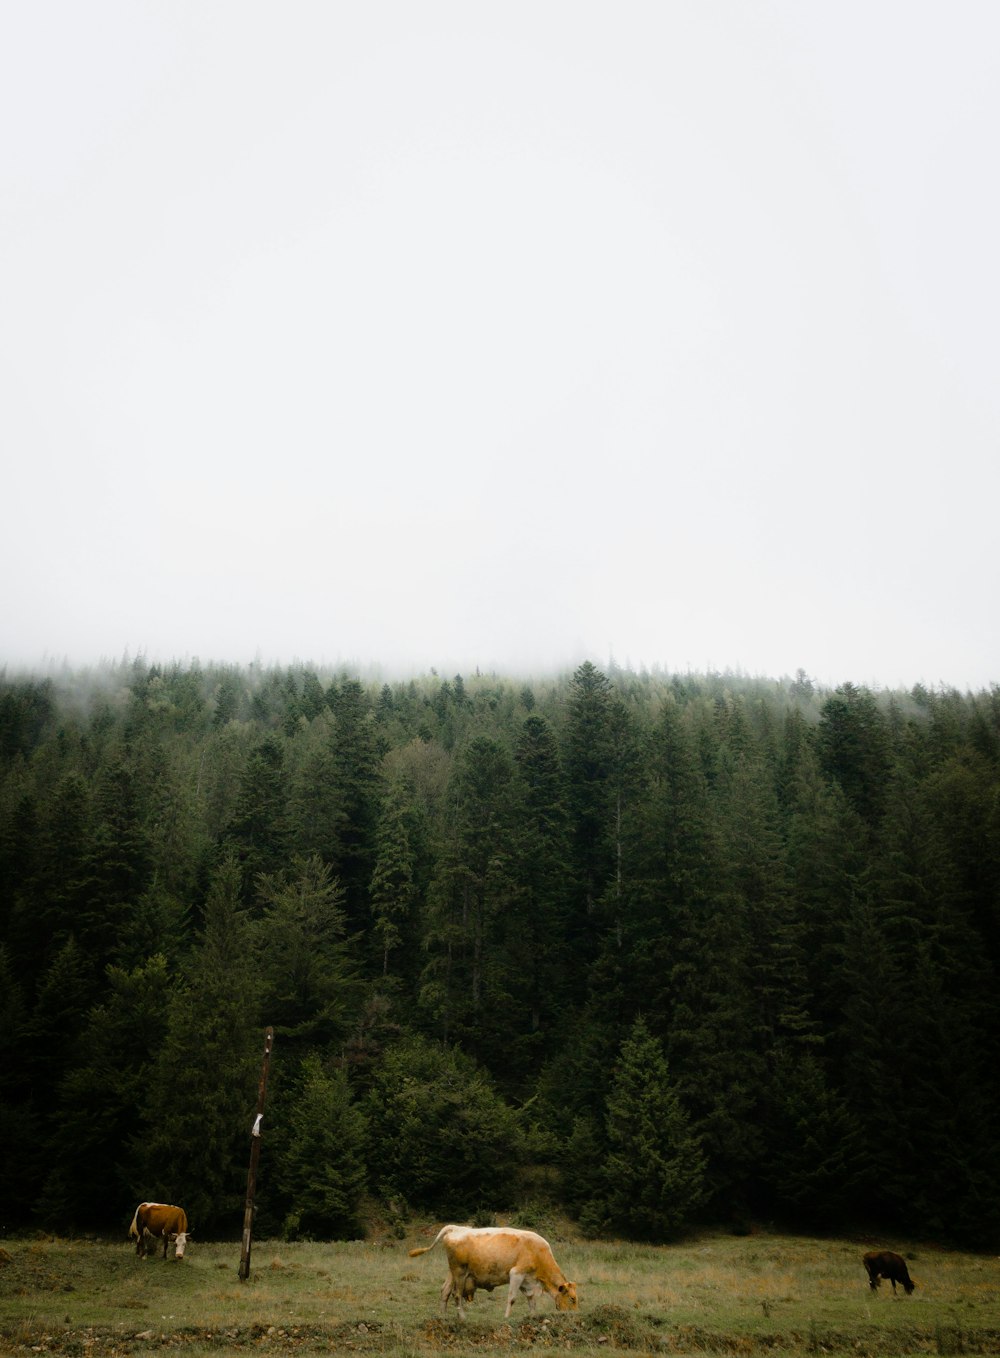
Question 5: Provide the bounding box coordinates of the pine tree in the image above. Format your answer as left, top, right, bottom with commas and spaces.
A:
329, 680, 380, 927
602, 1017, 705, 1240
287, 685, 379, 931
224, 735, 289, 893
817, 683, 891, 828
421, 736, 518, 1060
0, 943, 40, 1224
564, 662, 617, 915
134, 853, 262, 1232
761, 1045, 866, 1225
254, 854, 355, 1050
39, 955, 171, 1228
273, 1054, 367, 1240
369, 780, 419, 977
511, 715, 572, 1042
667, 880, 762, 1220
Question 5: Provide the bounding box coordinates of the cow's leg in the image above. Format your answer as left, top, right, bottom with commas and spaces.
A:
449, 1266, 470, 1318
440, 1272, 455, 1312
505, 1270, 527, 1318
161, 1233, 168, 1260
889, 1278, 897, 1293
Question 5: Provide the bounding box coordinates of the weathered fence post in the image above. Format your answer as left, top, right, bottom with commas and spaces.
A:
238, 1025, 274, 1281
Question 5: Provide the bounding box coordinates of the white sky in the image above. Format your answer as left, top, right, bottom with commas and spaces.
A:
2, 2, 998, 691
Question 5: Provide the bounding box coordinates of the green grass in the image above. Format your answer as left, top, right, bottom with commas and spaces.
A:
1, 1226, 997, 1356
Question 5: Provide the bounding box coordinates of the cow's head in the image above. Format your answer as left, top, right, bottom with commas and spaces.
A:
555, 1281, 578, 1311
169, 1231, 189, 1260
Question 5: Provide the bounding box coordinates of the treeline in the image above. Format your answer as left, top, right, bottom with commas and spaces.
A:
1, 659, 999, 1245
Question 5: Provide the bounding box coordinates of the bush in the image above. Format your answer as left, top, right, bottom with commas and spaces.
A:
366, 1034, 523, 1214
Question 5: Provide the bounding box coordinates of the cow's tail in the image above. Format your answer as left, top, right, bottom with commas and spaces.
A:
128, 1203, 147, 1241
408, 1225, 455, 1259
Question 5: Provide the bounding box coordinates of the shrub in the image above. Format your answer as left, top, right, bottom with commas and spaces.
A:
366, 1034, 523, 1214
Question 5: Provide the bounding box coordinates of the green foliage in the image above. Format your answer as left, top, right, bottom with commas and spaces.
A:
420, 736, 519, 1061
3, 659, 1000, 1244
365, 1034, 523, 1214
601, 1018, 706, 1240
760, 1045, 866, 1224
273, 1054, 367, 1240
132, 854, 263, 1232
369, 779, 419, 976
254, 854, 356, 1048
38, 954, 172, 1226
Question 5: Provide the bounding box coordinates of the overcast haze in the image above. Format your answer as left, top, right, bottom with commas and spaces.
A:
2, 2, 998, 691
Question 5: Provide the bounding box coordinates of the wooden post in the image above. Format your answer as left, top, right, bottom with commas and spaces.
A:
238, 1025, 274, 1281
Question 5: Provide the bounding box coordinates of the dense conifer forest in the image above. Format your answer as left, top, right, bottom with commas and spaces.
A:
2, 659, 999, 1246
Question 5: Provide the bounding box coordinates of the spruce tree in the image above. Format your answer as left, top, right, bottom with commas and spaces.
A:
421, 736, 518, 1061
511, 714, 572, 1046
564, 662, 617, 915
273, 1054, 367, 1240
135, 853, 262, 1232
224, 735, 289, 893
761, 1045, 866, 1225
254, 854, 355, 1050
369, 779, 419, 978
39, 955, 171, 1228
602, 1017, 705, 1240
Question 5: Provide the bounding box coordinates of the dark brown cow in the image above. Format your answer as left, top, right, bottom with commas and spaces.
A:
863, 1250, 915, 1294
129, 1202, 190, 1260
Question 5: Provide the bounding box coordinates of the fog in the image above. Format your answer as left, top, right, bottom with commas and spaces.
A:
2, 3, 998, 690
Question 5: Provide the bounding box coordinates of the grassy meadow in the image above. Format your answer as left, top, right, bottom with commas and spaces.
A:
0, 1223, 997, 1357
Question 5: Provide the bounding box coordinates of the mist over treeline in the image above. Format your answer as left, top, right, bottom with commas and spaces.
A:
2, 657, 999, 1246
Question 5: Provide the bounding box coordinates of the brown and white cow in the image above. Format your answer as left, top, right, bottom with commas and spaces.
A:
863, 1249, 915, 1294
409, 1225, 578, 1319
129, 1202, 190, 1260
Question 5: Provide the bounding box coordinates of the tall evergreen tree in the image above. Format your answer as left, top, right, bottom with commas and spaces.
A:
511, 715, 572, 1041
369, 779, 419, 978
564, 662, 617, 915
39, 955, 172, 1228
817, 683, 891, 828
135, 854, 262, 1232
421, 736, 518, 1063
602, 1017, 705, 1240
254, 854, 355, 1050
224, 735, 289, 893
0, 943, 40, 1224
272, 1054, 367, 1240
760, 1045, 866, 1225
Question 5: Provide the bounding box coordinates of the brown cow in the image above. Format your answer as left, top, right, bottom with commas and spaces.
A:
409, 1225, 578, 1319
129, 1202, 190, 1260
863, 1249, 915, 1294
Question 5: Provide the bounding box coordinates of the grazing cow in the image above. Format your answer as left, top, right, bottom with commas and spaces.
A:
129, 1202, 190, 1260
863, 1249, 915, 1294
409, 1225, 578, 1319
